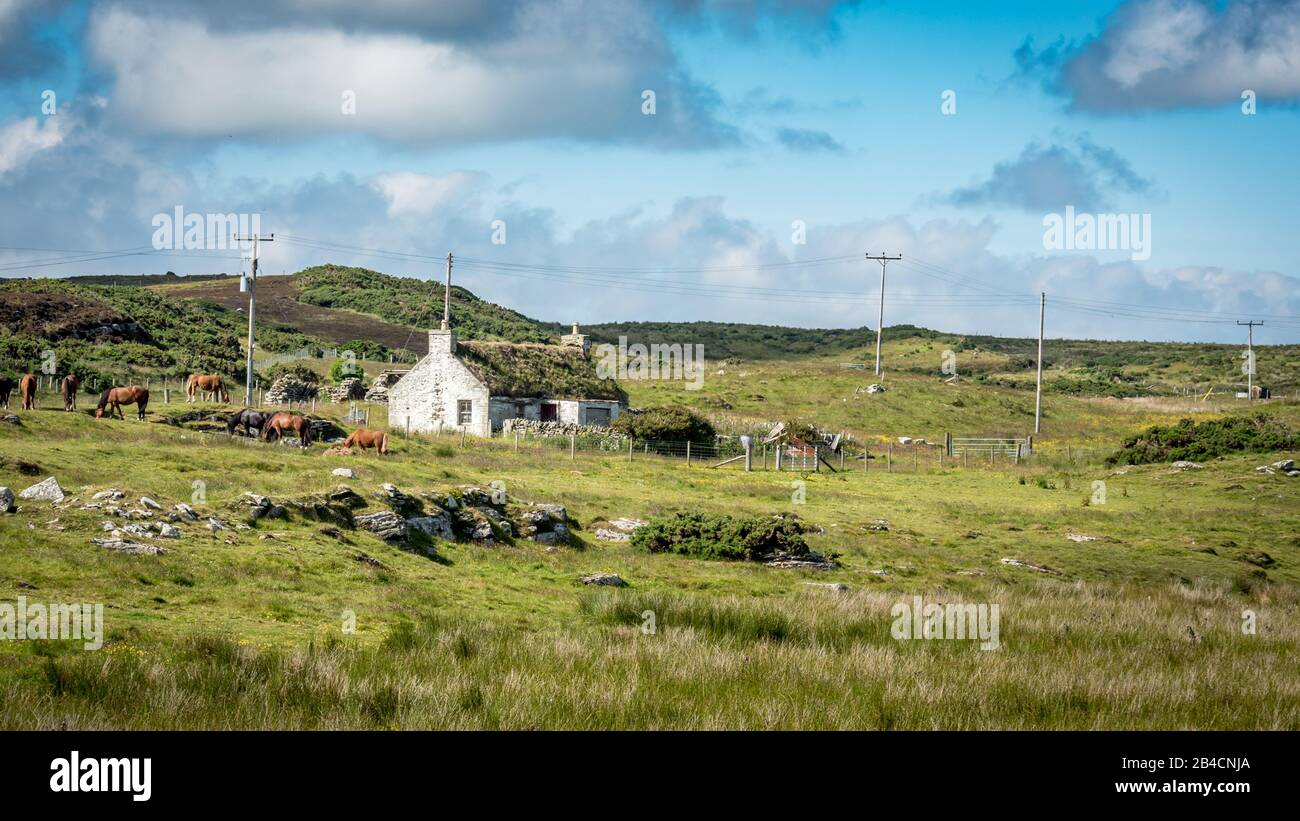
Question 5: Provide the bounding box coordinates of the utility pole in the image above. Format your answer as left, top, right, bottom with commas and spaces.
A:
866, 252, 902, 376
1237, 320, 1263, 401
233, 231, 274, 406
1034, 292, 1045, 434
442, 252, 453, 330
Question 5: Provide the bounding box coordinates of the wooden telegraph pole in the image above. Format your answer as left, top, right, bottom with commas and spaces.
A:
867, 252, 902, 376
233, 231, 274, 406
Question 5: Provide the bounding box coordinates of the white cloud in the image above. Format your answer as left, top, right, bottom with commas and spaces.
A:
1022, 0, 1300, 110
0, 114, 64, 174
372, 171, 484, 217
85, 2, 736, 146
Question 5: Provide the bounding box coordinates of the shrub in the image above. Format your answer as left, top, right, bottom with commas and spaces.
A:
266, 363, 321, 385
328, 357, 364, 384
630, 512, 809, 562
612, 406, 715, 444
1108, 412, 1298, 465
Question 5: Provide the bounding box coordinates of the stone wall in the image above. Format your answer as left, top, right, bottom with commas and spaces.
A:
501, 418, 626, 439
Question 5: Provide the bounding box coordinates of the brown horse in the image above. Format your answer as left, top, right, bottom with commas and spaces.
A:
95, 386, 150, 420
61, 374, 80, 411
187, 373, 230, 403
19, 374, 37, 410
343, 428, 389, 454
262, 412, 313, 447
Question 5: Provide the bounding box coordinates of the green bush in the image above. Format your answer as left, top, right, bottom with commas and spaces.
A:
1108, 412, 1298, 465
265, 363, 321, 385
328, 357, 364, 384
612, 406, 715, 444
630, 512, 809, 562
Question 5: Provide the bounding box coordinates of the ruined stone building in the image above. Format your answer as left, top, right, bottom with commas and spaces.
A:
387, 323, 627, 437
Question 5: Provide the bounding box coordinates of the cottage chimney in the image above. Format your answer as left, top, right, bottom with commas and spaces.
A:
561, 321, 590, 356
429, 326, 457, 356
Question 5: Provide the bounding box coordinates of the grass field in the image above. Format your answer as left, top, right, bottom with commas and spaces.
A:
1, 387, 1298, 729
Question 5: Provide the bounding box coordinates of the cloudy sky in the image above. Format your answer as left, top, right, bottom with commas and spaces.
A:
1, 0, 1298, 342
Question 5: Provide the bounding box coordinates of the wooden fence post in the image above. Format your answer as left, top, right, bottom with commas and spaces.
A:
628, 439, 633, 462
570, 433, 576, 460
686, 441, 691, 466
887, 444, 893, 473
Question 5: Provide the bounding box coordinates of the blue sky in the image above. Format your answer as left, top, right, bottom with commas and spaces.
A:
1, 0, 1298, 343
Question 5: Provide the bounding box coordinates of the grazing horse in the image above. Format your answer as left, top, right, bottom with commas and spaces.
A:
19, 374, 37, 410
0, 376, 13, 409
187, 373, 230, 403
61, 374, 80, 411
226, 408, 271, 437
95, 386, 150, 420
343, 428, 389, 454
261, 412, 313, 447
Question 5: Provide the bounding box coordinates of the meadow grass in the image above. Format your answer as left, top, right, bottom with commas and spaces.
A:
0, 396, 1297, 728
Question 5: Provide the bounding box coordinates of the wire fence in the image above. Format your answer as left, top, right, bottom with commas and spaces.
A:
484, 429, 1114, 473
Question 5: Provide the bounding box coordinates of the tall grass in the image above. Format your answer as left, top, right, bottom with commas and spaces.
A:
5, 580, 1297, 730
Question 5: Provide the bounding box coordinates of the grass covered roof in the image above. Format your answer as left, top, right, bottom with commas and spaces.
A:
456, 341, 627, 402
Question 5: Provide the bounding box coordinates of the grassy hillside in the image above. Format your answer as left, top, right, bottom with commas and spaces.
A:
585, 320, 1300, 395
0, 397, 1296, 728
0, 279, 322, 389
294, 265, 551, 344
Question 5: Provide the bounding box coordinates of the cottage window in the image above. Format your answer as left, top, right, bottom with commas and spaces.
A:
457, 400, 473, 426
585, 406, 611, 425
540, 402, 558, 422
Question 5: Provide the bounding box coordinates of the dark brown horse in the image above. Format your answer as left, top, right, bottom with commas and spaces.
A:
226, 408, 272, 437
61, 374, 80, 411
187, 373, 230, 403
0, 376, 13, 409
95, 386, 150, 420
19, 374, 37, 410
343, 428, 389, 454
262, 412, 313, 447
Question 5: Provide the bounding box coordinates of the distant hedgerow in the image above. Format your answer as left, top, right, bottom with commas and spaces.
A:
1107, 412, 1298, 465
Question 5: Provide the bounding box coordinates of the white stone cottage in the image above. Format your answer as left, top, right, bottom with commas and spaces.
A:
387, 324, 627, 437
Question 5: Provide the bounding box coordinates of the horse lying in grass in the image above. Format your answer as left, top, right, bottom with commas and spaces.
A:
19, 374, 36, 410
61, 374, 79, 411
343, 428, 389, 454
187, 373, 230, 403
226, 408, 272, 437
262, 412, 313, 447
95, 386, 149, 420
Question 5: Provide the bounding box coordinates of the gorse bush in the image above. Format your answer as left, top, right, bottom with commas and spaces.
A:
630, 511, 809, 561
611, 406, 715, 444
265, 363, 321, 385
1108, 412, 1298, 465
